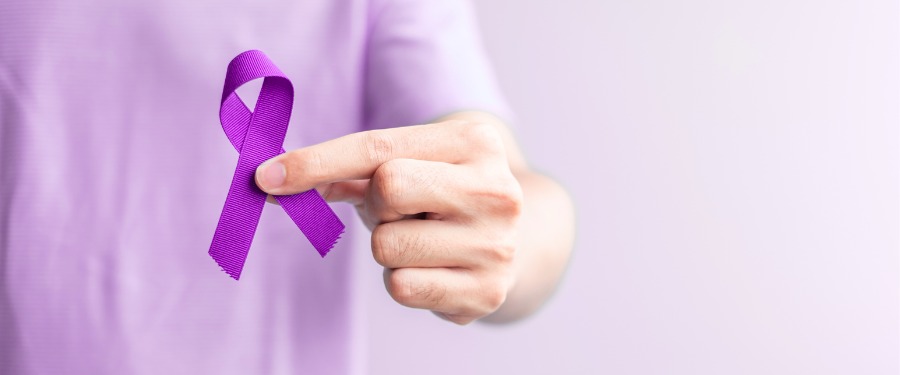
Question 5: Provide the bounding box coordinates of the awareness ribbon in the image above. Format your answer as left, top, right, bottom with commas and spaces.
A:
209, 50, 344, 280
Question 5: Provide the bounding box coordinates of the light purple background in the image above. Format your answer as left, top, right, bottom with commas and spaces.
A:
360, 1, 899, 374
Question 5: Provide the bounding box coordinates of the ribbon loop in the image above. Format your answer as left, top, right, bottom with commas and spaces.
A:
209, 50, 344, 280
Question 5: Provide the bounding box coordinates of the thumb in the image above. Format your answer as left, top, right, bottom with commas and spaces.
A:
318, 180, 368, 205
264, 180, 367, 206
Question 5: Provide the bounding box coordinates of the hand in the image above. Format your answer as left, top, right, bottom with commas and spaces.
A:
255, 119, 524, 324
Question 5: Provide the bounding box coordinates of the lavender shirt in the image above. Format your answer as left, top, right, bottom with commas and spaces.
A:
0, 0, 509, 373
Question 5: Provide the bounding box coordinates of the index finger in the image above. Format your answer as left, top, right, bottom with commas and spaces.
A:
256, 121, 502, 195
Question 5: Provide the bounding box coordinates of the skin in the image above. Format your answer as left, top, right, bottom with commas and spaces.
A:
255, 111, 574, 325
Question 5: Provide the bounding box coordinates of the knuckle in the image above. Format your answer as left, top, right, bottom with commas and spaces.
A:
361, 131, 396, 165
373, 160, 406, 208
481, 282, 507, 313
444, 313, 474, 326
387, 270, 448, 308
387, 270, 413, 304
498, 183, 525, 217
478, 179, 524, 218
486, 240, 517, 265
370, 225, 395, 267
458, 121, 504, 153
372, 225, 425, 267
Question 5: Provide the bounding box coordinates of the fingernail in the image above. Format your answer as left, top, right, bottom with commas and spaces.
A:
257, 161, 286, 190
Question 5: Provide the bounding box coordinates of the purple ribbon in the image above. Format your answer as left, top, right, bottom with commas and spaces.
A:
209, 50, 344, 280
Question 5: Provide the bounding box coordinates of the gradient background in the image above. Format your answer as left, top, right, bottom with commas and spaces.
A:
358, 1, 899, 374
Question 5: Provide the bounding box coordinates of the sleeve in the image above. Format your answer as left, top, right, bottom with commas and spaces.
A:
363, 0, 513, 130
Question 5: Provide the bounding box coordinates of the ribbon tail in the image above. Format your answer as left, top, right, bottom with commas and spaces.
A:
209, 156, 269, 280
276, 190, 345, 257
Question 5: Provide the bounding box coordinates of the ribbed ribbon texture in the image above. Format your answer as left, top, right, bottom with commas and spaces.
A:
209, 50, 344, 280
